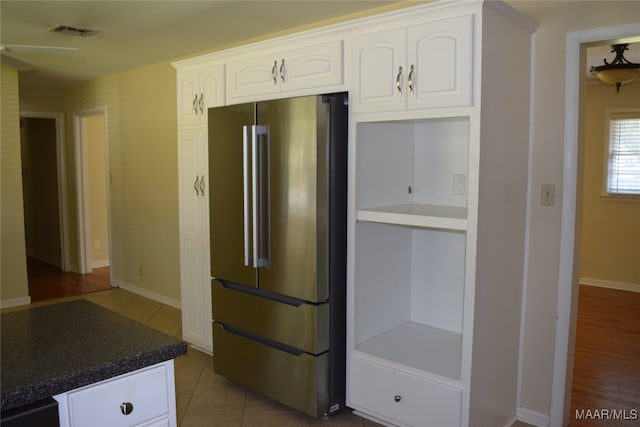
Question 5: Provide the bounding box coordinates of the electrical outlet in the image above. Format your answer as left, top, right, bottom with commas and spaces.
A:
541, 183, 555, 206
94, 240, 100, 249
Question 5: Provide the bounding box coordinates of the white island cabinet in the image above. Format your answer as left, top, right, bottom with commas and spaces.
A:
347, 2, 535, 426
54, 361, 176, 427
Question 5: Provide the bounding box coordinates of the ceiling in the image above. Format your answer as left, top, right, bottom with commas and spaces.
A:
1, 1, 639, 88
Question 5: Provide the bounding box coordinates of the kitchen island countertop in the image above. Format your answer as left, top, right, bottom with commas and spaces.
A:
1, 299, 187, 411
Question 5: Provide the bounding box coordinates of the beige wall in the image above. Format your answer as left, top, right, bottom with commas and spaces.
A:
63, 61, 180, 301
580, 82, 640, 287
85, 114, 110, 265
519, 0, 640, 417
1, 63, 30, 305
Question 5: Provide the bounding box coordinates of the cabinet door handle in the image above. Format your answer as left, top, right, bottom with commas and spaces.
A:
408, 64, 415, 96
272, 60, 278, 84
394, 395, 402, 403
199, 175, 206, 196
396, 66, 403, 96
194, 176, 200, 196
280, 58, 285, 83
193, 94, 199, 114
120, 401, 134, 415
199, 93, 204, 114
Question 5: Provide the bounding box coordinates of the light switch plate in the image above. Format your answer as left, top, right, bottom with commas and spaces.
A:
541, 183, 555, 206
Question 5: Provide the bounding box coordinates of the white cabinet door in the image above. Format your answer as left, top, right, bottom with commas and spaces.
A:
408, 15, 472, 110
280, 40, 343, 94
351, 15, 473, 114
178, 129, 212, 352
55, 361, 177, 427
226, 54, 280, 103
226, 40, 343, 104
177, 69, 201, 127
177, 64, 224, 126
352, 28, 406, 114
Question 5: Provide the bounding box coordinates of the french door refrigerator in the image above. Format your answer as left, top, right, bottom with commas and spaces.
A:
208, 93, 347, 418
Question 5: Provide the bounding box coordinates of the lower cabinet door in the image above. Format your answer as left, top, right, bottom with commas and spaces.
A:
349, 357, 462, 427
59, 363, 171, 427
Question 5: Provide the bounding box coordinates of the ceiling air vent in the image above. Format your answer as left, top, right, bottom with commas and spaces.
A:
49, 24, 99, 37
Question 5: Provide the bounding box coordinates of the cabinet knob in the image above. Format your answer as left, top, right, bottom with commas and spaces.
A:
394, 395, 402, 403
120, 402, 134, 415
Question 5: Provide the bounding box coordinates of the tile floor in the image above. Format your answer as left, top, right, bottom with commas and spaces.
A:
5, 288, 536, 427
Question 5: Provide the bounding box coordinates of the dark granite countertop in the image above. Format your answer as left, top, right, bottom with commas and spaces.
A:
1, 299, 187, 411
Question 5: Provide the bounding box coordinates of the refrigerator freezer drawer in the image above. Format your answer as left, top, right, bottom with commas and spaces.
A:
212, 279, 329, 354
213, 322, 329, 418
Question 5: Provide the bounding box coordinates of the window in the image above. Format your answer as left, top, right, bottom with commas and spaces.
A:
605, 111, 640, 196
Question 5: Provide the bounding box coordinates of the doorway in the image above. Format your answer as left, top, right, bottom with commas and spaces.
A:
550, 23, 640, 427
74, 109, 111, 275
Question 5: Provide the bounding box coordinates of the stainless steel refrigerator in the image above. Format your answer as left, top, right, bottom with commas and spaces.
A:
208, 93, 347, 418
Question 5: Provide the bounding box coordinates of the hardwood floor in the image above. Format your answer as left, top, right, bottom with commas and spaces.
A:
569, 285, 640, 426
27, 256, 112, 302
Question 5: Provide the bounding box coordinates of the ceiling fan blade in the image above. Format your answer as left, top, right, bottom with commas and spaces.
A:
0, 52, 34, 71
0, 44, 80, 56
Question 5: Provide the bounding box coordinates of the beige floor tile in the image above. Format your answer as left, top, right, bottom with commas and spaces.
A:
303, 410, 366, 426
244, 390, 298, 413
187, 387, 247, 414
147, 305, 182, 335
242, 412, 304, 427
196, 368, 243, 391
176, 388, 194, 416
180, 413, 244, 427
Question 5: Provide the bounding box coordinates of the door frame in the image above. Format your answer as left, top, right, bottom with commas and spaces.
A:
73, 107, 111, 274
20, 111, 70, 272
550, 22, 640, 427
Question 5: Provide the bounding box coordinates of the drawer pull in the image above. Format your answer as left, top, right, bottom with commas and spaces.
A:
120, 402, 134, 415
394, 395, 402, 403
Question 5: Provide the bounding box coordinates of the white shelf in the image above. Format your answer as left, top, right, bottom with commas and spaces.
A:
355, 321, 462, 381
357, 204, 467, 230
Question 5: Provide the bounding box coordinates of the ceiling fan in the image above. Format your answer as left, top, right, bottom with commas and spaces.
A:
1, 25, 93, 69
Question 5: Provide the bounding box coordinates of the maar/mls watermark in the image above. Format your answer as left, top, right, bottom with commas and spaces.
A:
575, 408, 639, 421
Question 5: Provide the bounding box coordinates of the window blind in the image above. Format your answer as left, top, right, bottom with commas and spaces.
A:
608, 113, 640, 195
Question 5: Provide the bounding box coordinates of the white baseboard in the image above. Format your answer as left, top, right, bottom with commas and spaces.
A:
111, 278, 181, 310
580, 278, 640, 293
0, 296, 32, 309
26, 250, 61, 268
92, 259, 110, 269
517, 407, 550, 427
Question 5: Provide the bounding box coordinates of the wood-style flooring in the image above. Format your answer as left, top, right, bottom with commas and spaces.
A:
569, 285, 640, 426
27, 256, 112, 302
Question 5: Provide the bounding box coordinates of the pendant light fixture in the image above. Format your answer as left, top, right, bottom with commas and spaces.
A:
590, 44, 640, 92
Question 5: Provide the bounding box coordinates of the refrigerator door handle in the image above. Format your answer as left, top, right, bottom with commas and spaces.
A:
243, 125, 252, 268
253, 125, 269, 269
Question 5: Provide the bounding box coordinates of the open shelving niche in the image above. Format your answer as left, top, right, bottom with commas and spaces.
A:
352, 116, 470, 386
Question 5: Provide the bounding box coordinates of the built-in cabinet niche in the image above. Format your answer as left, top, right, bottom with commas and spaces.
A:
350, 118, 470, 427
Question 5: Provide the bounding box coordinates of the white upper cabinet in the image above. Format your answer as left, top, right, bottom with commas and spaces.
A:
226, 40, 344, 104
177, 63, 225, 127
352, 14, 472, 114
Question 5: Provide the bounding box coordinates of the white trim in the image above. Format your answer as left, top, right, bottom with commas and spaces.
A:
73, 107, 110, 274
20, 111, 70, 272
517, 31, 536, 411
91, 259, 110, 269
0, 297, 32, 309
111, 279, 181, 310
580, 279, 640, 293
551, 22, 640, 427
517, 407, 550, 427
